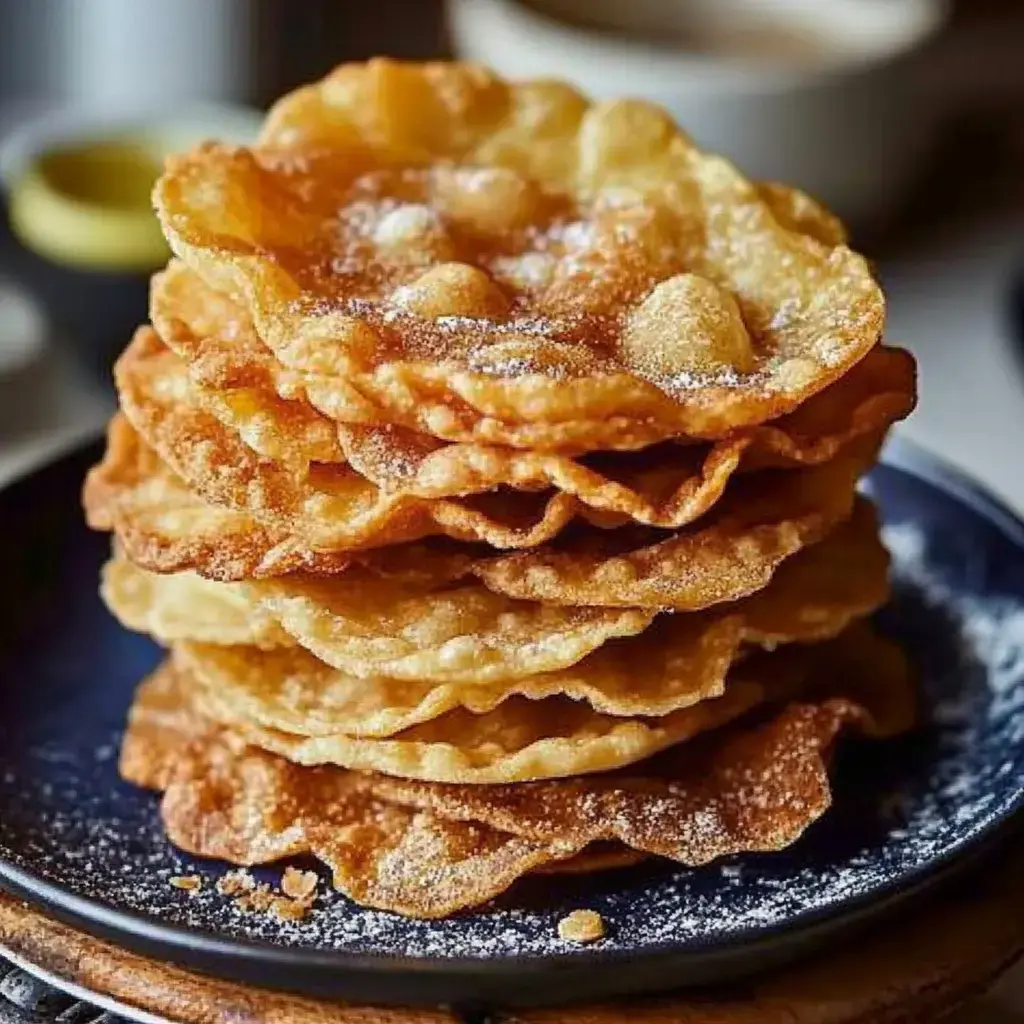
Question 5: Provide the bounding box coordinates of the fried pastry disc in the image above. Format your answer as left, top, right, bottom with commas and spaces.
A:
180, 633, 847, 783
116, 329, 587, 551
170, 614, 739, 739
109, 558, 651, 681
101, 552, 293, 649
121, 669, 573, 916
152, 263, 913, 522
172, 500, 887, 734
175, 502, 886, 735
122, 632, 907, 915
155, 60, 884, 451
462, 433, 880, 609
243, 572, 652, 684
533, 844, 648, 876
372, 700, 888, 865
190, 663, 771, 783
83, 415, 353, 580
371, 697, 888, 868
338, 425, 754, 532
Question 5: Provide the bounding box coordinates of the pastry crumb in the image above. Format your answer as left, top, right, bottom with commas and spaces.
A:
217, 869, 255, 896
169, 875, 202, 894
270, 896, 310, 921
234, 882, 275, 914
216, 866, 317, 921
281, 867, 318, 902
557, 909, 605, 943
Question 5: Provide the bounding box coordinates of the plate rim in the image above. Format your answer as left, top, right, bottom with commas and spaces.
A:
0, 434, 1022, 1007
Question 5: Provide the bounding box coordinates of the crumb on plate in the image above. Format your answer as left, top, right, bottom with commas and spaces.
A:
270, 896, 310, 921
557, 909, 605, 944
169, 874, 202, 894
281, 866, 319, 902
216, 868, 255, 896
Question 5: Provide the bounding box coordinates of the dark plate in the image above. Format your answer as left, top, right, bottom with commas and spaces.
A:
0, 437, 1022, 1012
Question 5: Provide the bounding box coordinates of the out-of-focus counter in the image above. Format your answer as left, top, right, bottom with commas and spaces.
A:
886, 216, 1024, 514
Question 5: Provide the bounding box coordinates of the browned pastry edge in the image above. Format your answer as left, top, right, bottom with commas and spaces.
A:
0, 844, 1021, 1024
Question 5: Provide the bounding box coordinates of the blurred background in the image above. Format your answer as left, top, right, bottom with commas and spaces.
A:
0, 0, 1021, 523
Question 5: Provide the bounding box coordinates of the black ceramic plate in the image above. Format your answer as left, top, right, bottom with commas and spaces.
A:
0, 438, 1022, 1012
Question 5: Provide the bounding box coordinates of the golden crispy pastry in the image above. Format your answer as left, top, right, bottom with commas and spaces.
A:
450, 434, 880, 609
121, 667, 574, 915
88, 57, 919, 921
176, 530, 884, 738
121, 625, 911, 916
104, 499, 886, 711
244, 574, 651, 684
116, 329, 585, 551
101, 552, 294, 649
154, 60, 884, 452
181, 618, 911, 785
83, 416, 353, 580
533, 844, 648, 876
188, 662, 770, 783
117, 323, 912, 559
179, 631, 746, 738
152, 263, 913, 505
243, 498, 884, 679
365, 623, 916, 837
85, 415, 875, 612
102, 495, 884, 718
170, 503, 886, 739
104, 499, 886, 696
108, 559, 651, 680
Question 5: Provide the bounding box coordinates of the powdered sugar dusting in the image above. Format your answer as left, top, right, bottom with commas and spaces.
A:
883, 520, 1024, 717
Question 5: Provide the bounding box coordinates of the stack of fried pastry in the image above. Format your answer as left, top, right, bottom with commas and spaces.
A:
83, 60, 918, 919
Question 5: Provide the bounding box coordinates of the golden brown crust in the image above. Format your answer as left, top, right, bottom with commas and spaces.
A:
151, 263, 914, 509
82, 415, 353, 579
120, 626, 910, 914
116, 328, 587, 552
155, 60, 885, 451
140, 502, 888, 746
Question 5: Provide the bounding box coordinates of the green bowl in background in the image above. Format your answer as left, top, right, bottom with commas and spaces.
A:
10, 138, 169, 274
0, 106, 261, 383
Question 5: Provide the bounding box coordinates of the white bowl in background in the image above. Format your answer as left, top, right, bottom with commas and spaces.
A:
448, 0, 950, 228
